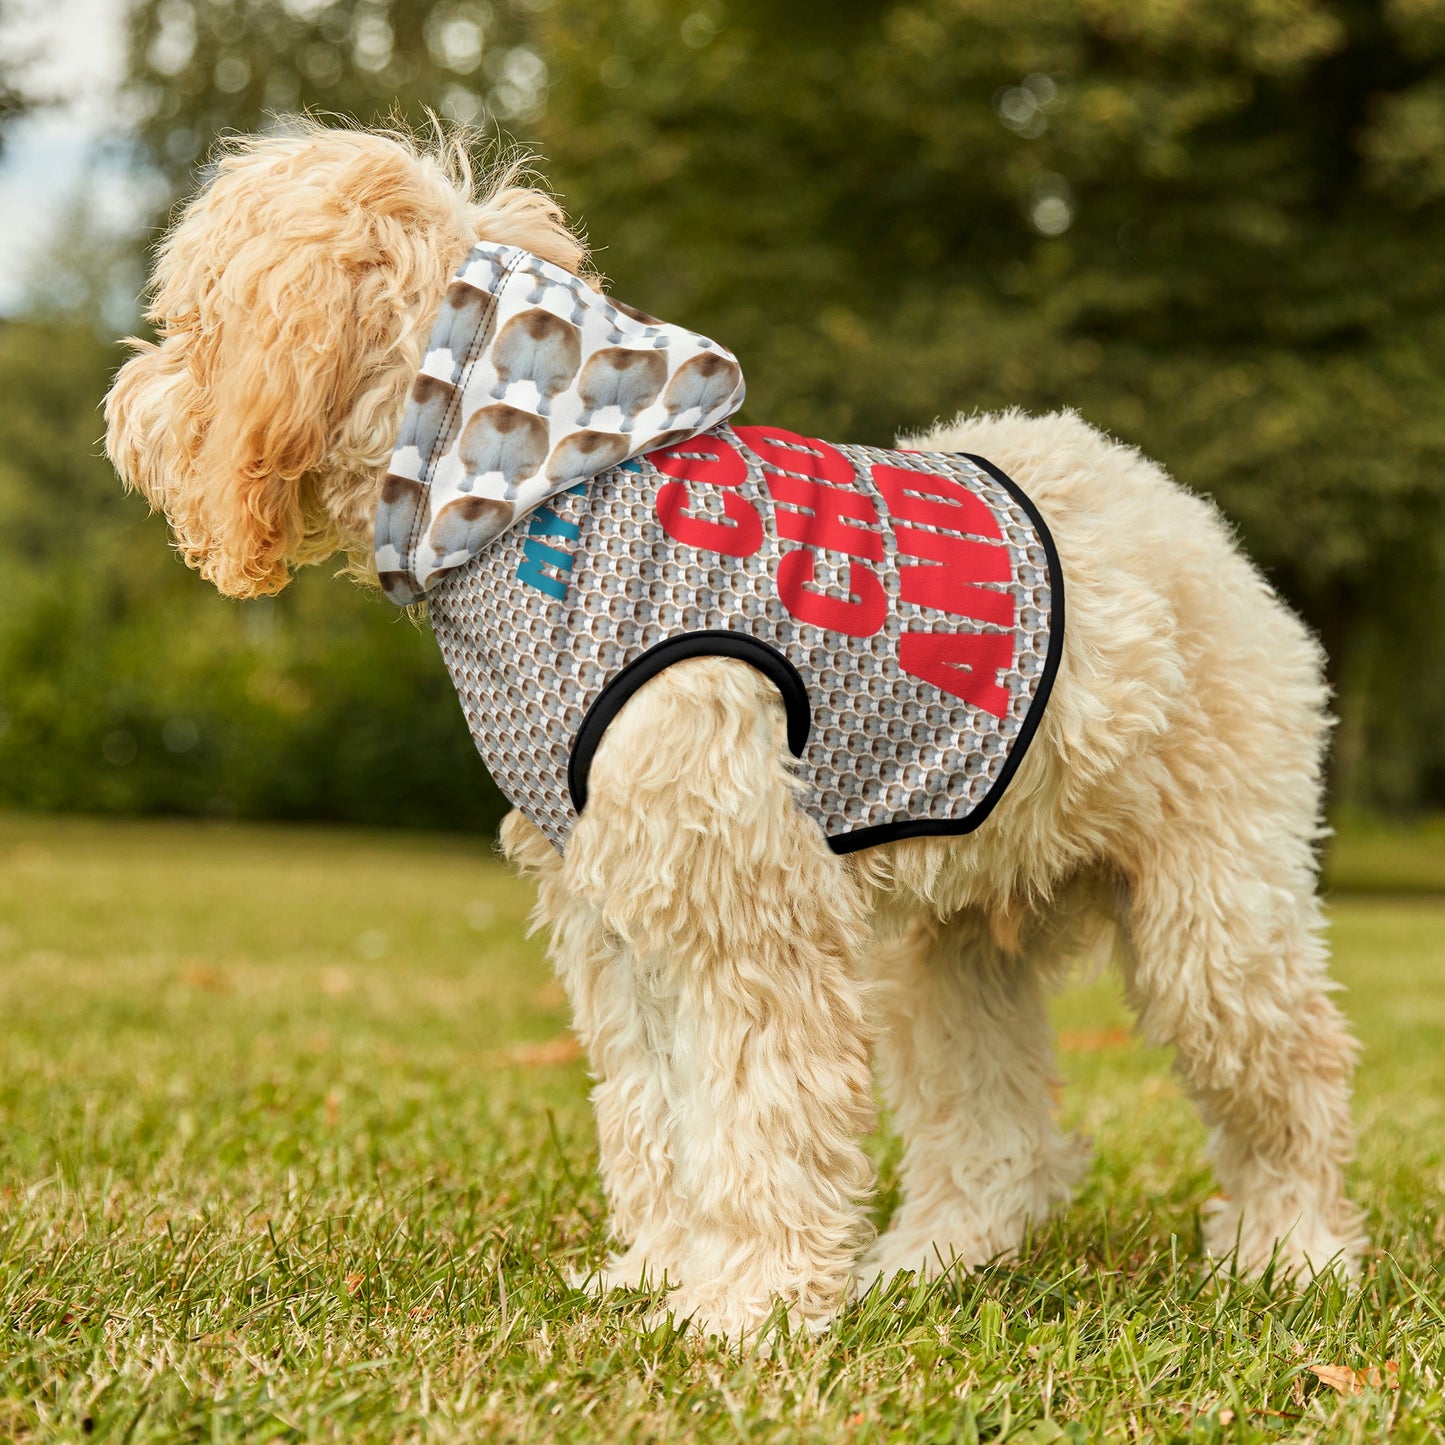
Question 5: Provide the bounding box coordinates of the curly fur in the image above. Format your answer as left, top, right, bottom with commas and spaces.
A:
105, 121, 587, 597
105, 123, 1365, 1344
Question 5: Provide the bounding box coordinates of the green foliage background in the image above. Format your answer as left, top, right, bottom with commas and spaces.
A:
2, 0, 1444, 827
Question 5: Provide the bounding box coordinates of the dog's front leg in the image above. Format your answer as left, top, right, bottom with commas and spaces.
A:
501, 809, 688, 1289
565, 658, 878, 1344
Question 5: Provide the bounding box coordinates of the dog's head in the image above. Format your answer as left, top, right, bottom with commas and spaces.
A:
105, 122, 587, 598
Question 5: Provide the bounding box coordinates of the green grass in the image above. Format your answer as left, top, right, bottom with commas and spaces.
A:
2, 812, 1443, 1443
1324, 811, 1445, 896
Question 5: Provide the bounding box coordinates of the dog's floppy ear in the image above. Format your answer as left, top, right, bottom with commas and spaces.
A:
105, 333, 211, 566
108, 130, 492, 597
107, 205, 387, 598
106, 127, 589, 599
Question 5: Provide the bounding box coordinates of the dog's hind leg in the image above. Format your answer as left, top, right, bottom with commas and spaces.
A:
1119, 827, 1363, 1280
563, 658, 878, 1343
859, 910, 1088, 1290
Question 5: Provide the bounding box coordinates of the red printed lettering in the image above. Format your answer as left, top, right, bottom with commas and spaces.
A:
766, 473, 885, 562
652, 433, 762, 557
896, 526, 1014, 626
871, 463, 1003, 540
899, 630, 1013, 718
737, 425, 886, 627
777, 550, 887, 637
734, 425, 854, 485
650, 433, 748, 487
657, 482, 763, 557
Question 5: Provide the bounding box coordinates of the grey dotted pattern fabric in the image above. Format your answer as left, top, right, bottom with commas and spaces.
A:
428, 423, 1059, 855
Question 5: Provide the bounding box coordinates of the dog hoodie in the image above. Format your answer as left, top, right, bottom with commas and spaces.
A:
375, 243, 1062, 854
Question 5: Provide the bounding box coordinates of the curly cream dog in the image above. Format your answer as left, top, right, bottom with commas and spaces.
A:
105, 124, 1363, 1342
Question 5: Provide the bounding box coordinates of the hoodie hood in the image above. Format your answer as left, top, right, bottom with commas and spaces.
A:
374, 242, 745, 605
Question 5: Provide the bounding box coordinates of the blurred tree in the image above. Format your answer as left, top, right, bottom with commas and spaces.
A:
0, 0, 541, 832
0, 317, 508, 831
530, 0, 1445, 806
29, 0, 1440, 821
0, 0, 38, 152
124, 0, 539, 184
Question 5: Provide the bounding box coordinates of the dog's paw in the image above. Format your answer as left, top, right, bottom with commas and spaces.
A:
646, 1286, 837, 1350
1202, 1196, 1366, 1282
859, 1199, 1054, 1291
570, 1245, 674, 1296
860, 1138, 1091, 1295
856, 1230, 1000, 1296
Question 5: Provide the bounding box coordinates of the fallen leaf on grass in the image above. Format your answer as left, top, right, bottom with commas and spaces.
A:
1056, 1027, 1133, 1052
498, 1037, 584, 1068
180, 961, 230, 993
344, 1273, 365, 1296
1310, 1362, 1399, 1395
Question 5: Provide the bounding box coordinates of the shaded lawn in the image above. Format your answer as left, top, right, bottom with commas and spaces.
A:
1, 812, 1442, 1442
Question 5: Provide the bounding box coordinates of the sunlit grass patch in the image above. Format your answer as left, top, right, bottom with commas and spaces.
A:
2, 813, 1442, 1442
